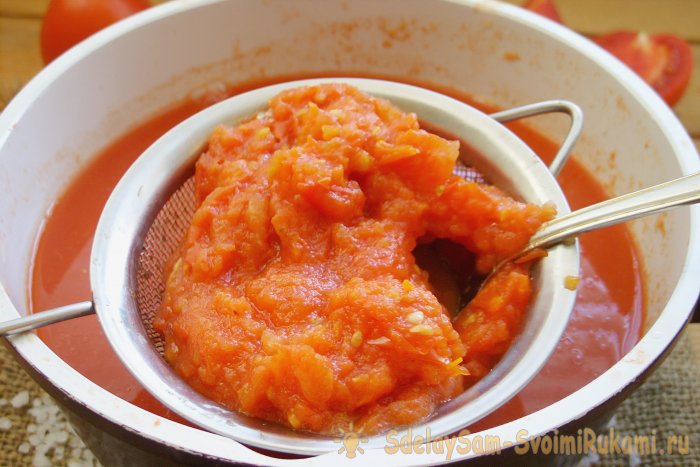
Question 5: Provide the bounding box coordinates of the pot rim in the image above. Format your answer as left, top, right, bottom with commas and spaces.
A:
1, 0, 698, 465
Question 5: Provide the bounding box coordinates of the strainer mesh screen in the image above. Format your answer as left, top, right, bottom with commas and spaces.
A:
135, 164, 485, 357
136, 176, 197, 355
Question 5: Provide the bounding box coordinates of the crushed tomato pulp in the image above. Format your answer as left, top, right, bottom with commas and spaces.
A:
153, 84, 555, 435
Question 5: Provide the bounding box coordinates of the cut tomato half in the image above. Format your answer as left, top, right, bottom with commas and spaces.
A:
594, 31, 693, 106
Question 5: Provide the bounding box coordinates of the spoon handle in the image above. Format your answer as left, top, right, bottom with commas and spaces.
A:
527, 171, 700, 252
0, 301, 94, 336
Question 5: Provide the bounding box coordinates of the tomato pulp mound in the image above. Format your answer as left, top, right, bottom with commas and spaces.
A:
154, 84, 555, 435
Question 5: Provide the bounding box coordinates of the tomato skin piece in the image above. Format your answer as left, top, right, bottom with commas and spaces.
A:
523, 0, 562, 23
41, 0, 151, 64
594, 31, 693, 106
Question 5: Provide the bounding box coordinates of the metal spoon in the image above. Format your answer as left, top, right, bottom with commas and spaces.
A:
480, 170, 700, 289
521, 171, 700, 259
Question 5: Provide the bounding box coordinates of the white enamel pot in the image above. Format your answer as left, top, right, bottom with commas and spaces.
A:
0, 1, 698, 465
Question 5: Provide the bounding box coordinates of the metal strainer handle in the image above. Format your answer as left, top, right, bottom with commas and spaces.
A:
0, 301, 94, 336
489, 100, 583, 176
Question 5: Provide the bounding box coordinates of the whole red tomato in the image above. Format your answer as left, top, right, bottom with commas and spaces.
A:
523, 0, 562, 23
41, 0, 151, 64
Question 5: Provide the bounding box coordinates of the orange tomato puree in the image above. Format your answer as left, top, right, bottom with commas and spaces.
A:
30, 77, 644, 438
154, 84, 553, 434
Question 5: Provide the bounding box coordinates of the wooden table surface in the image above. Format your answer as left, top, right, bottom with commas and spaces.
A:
1, 0, 699, 413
